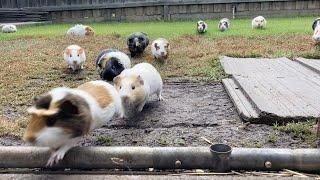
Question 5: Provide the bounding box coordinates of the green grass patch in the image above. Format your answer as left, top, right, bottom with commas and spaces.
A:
273, 120, 317, 147
96, 135, 112, 146
0, 16, 315, 41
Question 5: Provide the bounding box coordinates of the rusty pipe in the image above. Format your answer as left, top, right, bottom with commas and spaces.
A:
0, 145, 320, 172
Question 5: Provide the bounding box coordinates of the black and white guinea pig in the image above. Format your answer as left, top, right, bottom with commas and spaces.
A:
197, 20, 208, 33
218, 18, 230, 32
96, 49, 131, 81
127, 32, 149, 57
312, 18, 320, 42
23, 80, 123, 167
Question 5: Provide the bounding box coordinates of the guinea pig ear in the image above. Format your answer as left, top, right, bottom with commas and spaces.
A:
154, 43, 159, 49
65, 48, 71, 55
137, 75, 144, 85
113, 76, 121, 85
312, 20, 318, 31
59, 98, 79, 116
78, 48, 84, 55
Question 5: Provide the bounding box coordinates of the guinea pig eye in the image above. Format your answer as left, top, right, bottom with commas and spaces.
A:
46, 117, 56, 127
77, 54, 80, 57
119, 86, 122, 89
69, 54, 72, 58
132, 86, 135, 90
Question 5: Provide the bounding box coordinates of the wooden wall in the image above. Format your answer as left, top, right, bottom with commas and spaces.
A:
0, 0, 319, 22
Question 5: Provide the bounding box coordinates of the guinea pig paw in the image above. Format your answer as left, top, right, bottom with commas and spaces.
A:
158, 95, 164, 101
46, 150, 66, 167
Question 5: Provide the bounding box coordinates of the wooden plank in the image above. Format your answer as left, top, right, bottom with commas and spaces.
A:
295, 57, 320, 75
222, 78, 259, 121
220, 56, 320, 122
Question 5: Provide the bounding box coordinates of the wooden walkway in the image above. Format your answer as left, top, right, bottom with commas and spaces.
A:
220, 56, 320, 124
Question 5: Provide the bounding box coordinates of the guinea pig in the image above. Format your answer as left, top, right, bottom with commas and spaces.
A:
113, 63, 163, 118
1, 24, 17, 33
127, 32, 149, 57
63, 45, 86, 71
23, 80, 123, 166
96, 49, 131, 81
66, 24, 94, 37
151, 38, 170, 62
218, 18, 230, 32
252, 16, 267, 29
312, 18, 320, 43
197, 20, 208, 33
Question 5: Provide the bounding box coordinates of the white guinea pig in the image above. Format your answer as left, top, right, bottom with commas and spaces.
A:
1, 24, 17, 33
218, 18, 230, 32
312, 18, 320, 43
252, 16, 267, 29
113, 63, 163, 118
197, 20, 208, 33
151, 38, 170, 62
63, 45, 86, 71
23, 80, 123, 166
66, 24, 94, 37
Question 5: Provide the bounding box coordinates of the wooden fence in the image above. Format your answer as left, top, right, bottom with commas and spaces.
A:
0, 0, 319, 22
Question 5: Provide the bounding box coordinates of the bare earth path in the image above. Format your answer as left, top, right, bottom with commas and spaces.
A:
0, 81, 310, 148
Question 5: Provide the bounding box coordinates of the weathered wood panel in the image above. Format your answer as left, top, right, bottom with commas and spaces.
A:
220, 56, 320, 124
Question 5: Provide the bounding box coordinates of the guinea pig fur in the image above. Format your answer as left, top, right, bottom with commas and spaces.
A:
96, 49, 131, 81
1, 24, 17, 33
151, 38, 170, 62
23, 80, 123, 167
63, 45, 86, 71
113, 63, 163, 118
252, 16, 267, 29
66, 24, 95, 37
197, 20, 208, 33
218, 18, 230, 32
127, 32, 149, 57
312, 18, 320, 43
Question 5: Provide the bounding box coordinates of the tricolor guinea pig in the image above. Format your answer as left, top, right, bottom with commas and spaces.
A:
1, 24, 17, 33
218, 18, 230, 32
23, 80, 123, 166
197, 20, 208, 34
151, 38, 170, 62
127, 32, 149, 57
96, 49, 131, 81
113, 63, 163, 118
66, 24, 94, 37
63, 45, 86, 71
252, 16, 267, 29
312, 18, 320, 43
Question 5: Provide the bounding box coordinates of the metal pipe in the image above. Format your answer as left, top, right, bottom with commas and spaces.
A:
0, 145, 320, 172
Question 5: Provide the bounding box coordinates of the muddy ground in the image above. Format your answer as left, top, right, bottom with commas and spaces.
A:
0, 81, 311, 148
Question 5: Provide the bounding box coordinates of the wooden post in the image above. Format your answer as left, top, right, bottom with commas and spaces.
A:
317, 117, 320, 148
163, 5, 169, 21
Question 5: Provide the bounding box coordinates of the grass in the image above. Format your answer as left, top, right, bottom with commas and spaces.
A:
273, 120, 317, 147
95, 135, 112, 146
0, 16, 316, 41
0, 16, 319, 140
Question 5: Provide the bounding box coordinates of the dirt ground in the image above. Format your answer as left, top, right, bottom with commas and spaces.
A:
0, 81, 312, 148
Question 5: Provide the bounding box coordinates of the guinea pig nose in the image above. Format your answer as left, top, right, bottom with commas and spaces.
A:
121, 96, 129, 102
23, 135, 36, 144
73, 61, 77, 64
161, 52, 165, 56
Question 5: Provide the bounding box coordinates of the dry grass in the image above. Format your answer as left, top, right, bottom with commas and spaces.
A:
0, 34, 319, 138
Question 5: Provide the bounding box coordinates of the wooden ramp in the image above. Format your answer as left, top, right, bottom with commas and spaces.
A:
220, 56, 320, 124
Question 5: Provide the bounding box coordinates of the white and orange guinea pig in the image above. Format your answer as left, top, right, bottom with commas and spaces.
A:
151, 38, 170, 62
113, 63, 163, 118
63, 45, 86, 71
252, 16, 267, 29
66, 24, 94, 37
23, 80, 123, 167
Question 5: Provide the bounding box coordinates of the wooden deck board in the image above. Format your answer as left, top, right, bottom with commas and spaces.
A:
220, 56, 320, 123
